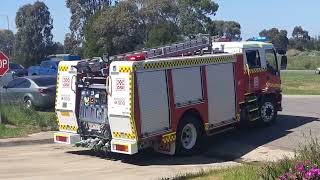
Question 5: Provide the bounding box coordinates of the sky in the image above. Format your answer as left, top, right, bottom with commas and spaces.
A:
0, 0, 319, 43
0, 0, 70, 43
214, 0, 320, 39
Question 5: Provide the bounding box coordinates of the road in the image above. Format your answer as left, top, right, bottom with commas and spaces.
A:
0, 96, 319, 180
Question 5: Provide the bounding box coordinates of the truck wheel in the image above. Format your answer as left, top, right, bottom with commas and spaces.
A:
176, 115, 203, 155
259, 97, 277, 125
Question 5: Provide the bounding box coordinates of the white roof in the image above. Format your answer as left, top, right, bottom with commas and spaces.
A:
213, 41, 273, 49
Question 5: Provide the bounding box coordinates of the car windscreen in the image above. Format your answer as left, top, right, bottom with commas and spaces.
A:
33, 77, 57, 87
10, 63, 23, 69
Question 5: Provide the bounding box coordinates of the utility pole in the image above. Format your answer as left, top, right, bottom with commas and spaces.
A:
0, 15, 9, 30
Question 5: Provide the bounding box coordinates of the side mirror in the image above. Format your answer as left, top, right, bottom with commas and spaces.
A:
280, 56, 287, 70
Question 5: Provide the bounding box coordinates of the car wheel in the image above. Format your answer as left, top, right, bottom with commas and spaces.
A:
259, 97, 277, 125
176, 115, 203, 155
24, 97, 34, 109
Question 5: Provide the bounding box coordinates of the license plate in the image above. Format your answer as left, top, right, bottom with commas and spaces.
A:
88, 123, 101, 130
60, 112, 70, 117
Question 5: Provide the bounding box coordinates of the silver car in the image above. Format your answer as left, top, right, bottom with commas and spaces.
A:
315, 68, 320, 74
0, 76, 56, 109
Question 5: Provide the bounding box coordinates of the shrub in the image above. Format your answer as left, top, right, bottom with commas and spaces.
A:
260, 135, 320, 180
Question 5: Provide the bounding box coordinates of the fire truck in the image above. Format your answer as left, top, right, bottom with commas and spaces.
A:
54, 35, 287, 155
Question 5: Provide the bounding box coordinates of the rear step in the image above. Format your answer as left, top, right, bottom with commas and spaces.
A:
244, 93, 261, 122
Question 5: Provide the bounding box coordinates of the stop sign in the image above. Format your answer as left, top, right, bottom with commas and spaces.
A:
0, 52, 9, 76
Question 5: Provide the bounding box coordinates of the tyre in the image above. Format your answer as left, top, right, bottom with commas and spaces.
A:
176, 115, 203, 155
24, 97, 34, 109
259, 97, 277, 125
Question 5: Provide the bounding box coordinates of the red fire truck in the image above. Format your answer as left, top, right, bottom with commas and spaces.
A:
54, 35, 287, 155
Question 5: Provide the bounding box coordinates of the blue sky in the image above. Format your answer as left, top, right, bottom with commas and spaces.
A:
0, 0, 319, 43
215, 0, 320, 39
0, 0, 70, 43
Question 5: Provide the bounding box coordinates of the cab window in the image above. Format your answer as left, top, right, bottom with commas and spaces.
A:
265, 49, 279, 74
245, 50, 261, 68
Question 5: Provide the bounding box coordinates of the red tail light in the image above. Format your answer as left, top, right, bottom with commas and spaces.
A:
114, 144, 129, 152
56, 135, 68, 142
38, 88, 49, 94
127, 54, 146, 61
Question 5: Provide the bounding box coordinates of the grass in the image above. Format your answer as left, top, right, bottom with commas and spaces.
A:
287, 49, 320, 70
168, 134, 320, 180
281, 71, 320, 95
163, 165, 260, 180
0, 105, 57, 139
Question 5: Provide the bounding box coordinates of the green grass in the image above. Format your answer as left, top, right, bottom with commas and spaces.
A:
168, 135, 320, 180
0, 105, 57, 139
163, 165, 260, 180
287, 49, 320, 70
281, 71, 320, 95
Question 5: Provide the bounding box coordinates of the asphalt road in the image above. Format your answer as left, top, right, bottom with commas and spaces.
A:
0, 96, 319, 180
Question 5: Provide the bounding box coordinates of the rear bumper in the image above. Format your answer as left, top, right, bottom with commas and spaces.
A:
33, 95, 55, 108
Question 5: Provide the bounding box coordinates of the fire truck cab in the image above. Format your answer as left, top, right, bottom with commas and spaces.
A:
54, 37, 287, 156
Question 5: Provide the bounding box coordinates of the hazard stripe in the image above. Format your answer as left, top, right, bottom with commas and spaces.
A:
142, 56, 234, 70
58, 65, 69, 72
245, 68, 267, 74
119, 66, 132, 73
59, 124, 77, 132
112, 73, 137, 140
161, 132, 176, 144
55, 72, 60, 124
266, 83, 281, 88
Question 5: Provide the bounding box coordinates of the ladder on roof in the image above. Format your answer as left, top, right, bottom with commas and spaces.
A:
75, 35, 212, 75
111, 34, 212, 61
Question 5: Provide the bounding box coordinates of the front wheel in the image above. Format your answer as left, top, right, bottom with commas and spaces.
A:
176, 115, 203, 155
259, 97, 277, 125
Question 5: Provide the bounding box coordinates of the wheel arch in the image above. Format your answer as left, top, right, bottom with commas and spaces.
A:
258, 93, 278, 103
179, 108, 205, 131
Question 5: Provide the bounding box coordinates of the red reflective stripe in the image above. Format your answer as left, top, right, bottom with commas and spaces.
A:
56, 136, 68, 142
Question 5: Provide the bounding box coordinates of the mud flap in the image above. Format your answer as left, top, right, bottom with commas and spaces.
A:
154, 142, 176, 155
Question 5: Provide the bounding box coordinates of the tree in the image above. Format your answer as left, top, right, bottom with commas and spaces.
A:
136, 0, 181, 47
0, 30, 14, 57
178, 0, 219, 35
14, 2, 54, 67
66, 0, 113, 47
84, 1, 144, 57
52, 42, 65, 54
64, 33, 81, 55
145, 21, 181, 48
207, 20, 241, 40
81, 0, 223, 56
290, 26, 311, 50
259, 28, 289, 50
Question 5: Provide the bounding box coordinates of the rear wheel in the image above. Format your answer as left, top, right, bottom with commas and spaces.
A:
24, 97, 34, 109
176, 115, 203, 155
259, 97, 277, 125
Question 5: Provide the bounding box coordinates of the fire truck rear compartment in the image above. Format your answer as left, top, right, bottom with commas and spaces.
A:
78, 87, 111, 140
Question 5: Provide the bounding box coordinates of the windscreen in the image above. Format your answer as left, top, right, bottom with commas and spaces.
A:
10, 63, 23, 69
33, 77, 57, 86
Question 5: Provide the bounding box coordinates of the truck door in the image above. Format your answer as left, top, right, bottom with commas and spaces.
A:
56, 61, 79, 133
264, 48, 281, 87
243, 48, 265, 91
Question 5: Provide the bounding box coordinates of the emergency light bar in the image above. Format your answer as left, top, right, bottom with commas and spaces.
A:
251, 37, 269, 42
